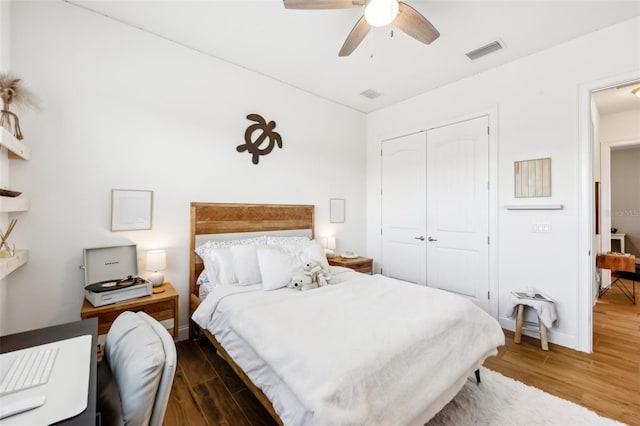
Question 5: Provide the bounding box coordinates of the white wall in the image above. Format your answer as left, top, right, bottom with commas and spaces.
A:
366, 17, 640, 350
0, 1, 8, 69
5, 1, 366, 336
0, 0, 11, 335
600, 110, 640, 142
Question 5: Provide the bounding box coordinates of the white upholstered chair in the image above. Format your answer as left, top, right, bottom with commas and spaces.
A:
97, 311, 177, 426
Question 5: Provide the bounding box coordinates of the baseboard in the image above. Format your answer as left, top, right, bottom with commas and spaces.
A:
499, 317, 578, 351
178, 325, 190, 341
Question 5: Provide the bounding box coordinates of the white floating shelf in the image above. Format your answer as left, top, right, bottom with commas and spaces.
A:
504, 204, 564, 210
0, 249, 28, 280
0, 127, 31, 160
0, 196, 29, 212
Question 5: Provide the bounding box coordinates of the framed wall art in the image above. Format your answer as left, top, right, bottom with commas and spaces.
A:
514, 157, 552, 198
111, 189, 153, 231
329, 198, 345, 223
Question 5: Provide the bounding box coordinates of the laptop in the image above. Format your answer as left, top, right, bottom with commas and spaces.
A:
0, 334, 92, 425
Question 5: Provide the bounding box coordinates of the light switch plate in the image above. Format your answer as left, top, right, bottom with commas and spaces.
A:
532, 223, 551, 233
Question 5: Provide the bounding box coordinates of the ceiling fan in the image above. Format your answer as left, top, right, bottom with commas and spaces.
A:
283, 0, 440, 56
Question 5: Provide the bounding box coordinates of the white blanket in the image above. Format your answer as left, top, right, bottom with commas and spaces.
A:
505, 296, 558, 328
227, 274, 504, 426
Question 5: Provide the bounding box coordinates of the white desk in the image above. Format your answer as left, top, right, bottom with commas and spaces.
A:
0, 319, 97, 425
611, 233, 626, 253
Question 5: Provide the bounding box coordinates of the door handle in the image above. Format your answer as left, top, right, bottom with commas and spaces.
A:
428, 236, 438, 242
414, 236, 425, 241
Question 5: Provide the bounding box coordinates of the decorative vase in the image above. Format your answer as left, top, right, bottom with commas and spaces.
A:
0, 107, 23, 140
0, 241, 15, 258
0, 73, 39, 141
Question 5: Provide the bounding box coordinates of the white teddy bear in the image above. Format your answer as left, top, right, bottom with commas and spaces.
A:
303, 260, 321, 282
288, 273, 318, 291
302, 259, 331, 287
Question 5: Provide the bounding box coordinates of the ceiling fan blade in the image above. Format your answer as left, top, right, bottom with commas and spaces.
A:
394, 1, 440, 45
283, 0, 363, 9
339, 15, 371, 56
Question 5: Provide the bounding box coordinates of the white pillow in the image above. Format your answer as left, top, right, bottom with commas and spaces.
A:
266, 235, 310, 246
105, 312, 165, 426
279, 240, 330, 273
257, 246, 300, 290
299, 240, 331, 273
195, 235, 266, 259
199, 281, 215, 300
196, 236, 267, 285
202, 247, 236, 285
196, 270, 209, 285
230, 245, 261, 285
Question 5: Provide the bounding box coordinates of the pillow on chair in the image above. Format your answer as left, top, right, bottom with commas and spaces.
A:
104, 311, 166, 425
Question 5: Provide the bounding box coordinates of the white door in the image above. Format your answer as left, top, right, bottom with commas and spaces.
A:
381, 132, 427, 285
426, 116, 490, 310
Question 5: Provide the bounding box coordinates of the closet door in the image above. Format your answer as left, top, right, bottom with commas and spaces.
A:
426, 116, 490, 311
381, 132, 427, 285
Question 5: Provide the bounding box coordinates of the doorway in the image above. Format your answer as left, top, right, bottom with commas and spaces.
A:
598, 139, 640, 291
592, 80, 640, 294
579, 76, 640, 352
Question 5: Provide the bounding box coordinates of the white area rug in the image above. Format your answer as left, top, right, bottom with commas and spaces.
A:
427, 367, 624, 426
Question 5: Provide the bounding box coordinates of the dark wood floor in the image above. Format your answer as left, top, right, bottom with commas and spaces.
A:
163, 335, 277, 426
164, 279, 639, 425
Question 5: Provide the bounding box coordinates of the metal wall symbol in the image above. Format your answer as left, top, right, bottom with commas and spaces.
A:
237, 114, 283, 165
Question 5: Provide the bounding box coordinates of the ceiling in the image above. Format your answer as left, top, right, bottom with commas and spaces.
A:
69, 0, 640, 113
593, 81, 640, 115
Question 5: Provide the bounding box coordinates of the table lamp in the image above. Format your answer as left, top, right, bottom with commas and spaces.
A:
146, 249, 166, 291
325, 236, 336, 258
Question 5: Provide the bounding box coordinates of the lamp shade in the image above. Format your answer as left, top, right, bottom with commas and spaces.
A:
327, 236, 337, 250
324, 236, 337, 258
146, 250, 166, 288
146, 250, 166, 271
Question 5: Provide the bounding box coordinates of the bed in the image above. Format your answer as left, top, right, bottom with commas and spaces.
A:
189, 202, 505, 425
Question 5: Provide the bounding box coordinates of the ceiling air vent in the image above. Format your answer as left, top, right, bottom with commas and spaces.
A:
360, 89, 381, 99
465, 40, 504, 60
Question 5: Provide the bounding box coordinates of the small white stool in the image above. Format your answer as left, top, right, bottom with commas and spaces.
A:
514, 304, 549, 350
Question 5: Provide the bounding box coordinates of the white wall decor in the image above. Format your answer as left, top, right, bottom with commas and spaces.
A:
514, 157, 551, 198
330, 198, 345, 223
111, 189, 153, 231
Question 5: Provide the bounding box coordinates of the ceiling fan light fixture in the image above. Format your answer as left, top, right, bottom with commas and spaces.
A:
632, 87, 640, 98
364, 0, 399, 27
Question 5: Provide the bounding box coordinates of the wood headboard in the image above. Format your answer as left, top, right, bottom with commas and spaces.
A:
189, 203, 314, 334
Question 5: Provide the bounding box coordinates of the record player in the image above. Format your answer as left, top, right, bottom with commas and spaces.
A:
82, 244, 152, 307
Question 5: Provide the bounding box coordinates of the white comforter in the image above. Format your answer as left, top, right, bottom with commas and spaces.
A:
193, 273, 504, 426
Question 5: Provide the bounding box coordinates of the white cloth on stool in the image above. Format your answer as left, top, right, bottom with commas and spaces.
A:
506, 297, 558, 328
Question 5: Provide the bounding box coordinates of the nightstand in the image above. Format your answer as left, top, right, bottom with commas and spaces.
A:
327, 256, 373, 274
80, 282, 179, 341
